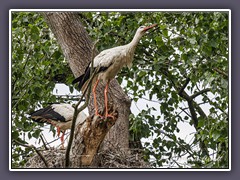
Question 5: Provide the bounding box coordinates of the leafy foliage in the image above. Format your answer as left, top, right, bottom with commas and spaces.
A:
11, 12, 75, 167
11, 11, 229, 168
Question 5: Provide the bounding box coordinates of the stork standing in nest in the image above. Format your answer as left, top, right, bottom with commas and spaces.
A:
30, 103, 87, 148
73, 24, 157, 118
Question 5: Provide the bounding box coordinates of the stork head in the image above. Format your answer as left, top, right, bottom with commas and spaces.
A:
130, 24, 158, 46
137, 24, 158, 36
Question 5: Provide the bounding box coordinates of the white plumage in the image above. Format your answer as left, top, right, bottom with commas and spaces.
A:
73, 24, 157, 118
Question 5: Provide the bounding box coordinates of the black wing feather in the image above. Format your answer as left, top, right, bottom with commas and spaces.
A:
30, 106, 66, 124
72, 66, 91, 89
72, 62, 113, 90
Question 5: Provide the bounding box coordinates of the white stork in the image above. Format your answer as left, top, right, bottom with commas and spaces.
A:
30, 103, 87, 148
73, 24, 157, 118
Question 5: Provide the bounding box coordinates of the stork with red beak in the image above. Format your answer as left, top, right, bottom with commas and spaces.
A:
73, 24, 157, 118
30, 103, 87, 148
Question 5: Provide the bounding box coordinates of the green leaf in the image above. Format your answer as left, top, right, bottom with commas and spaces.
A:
139, 71, 146, 77
31, 26, 39, 41
12, 131, 19, 140
34, 87, 42, 94
32, 129, 41, 139
198, 119, 205, 128
162, 29, 168, 37
52, 51, 62, 59
181, 54, 187, 61
212, 130, 221, 141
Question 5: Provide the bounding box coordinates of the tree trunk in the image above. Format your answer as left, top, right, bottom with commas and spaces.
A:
42, 12, 131, 153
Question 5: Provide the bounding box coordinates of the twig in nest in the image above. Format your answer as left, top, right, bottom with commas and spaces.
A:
96, 148, 149, 168
40, 134, 49, 150
13, 139, 49, 168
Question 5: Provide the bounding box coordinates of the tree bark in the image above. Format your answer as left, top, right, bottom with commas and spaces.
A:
42, 12, 131, 153
71, 107, 118, 166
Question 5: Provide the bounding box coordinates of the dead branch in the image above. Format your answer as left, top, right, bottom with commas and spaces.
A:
13, 139, 49, 168
24, 145, 148, 168
71, 105, 118, 166
40, 134, 49, 150
64, 80, 91, 168
213, 67, 228, 78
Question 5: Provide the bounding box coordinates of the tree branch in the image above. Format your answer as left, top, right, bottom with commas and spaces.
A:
40, 134, 49, 150
213, 67, 228, 78
190, 88, 211, 100
156, 130, 196, 159
178, 77, 190, 95
13, 140, 49, 168
64, 81, 91, 167
179, 107, 191, 118
163, 69, 210, 157
193, 101, 207, 118
187, 100, 199, 129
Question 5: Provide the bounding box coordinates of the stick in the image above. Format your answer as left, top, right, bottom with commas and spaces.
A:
65, 40, 98, 168
13, 139, 49, 168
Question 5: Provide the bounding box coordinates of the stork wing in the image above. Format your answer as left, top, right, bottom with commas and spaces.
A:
30, 104, 74, 124
93, 46, 125, 68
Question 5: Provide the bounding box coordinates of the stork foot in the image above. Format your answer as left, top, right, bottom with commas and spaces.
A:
95, 112, 105, 119
105, 113, 115, 120
59, 131, 66, 149
60, 144, 65, 150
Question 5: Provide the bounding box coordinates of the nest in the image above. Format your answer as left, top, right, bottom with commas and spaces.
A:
24, 147, 150, 169
94, 148, 150, 168
24, 148, 66, 168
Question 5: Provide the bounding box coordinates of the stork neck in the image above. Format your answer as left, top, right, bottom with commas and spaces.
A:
128, 32, 143, 49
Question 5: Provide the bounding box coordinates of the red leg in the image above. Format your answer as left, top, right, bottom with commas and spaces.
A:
104, 81, 114, 119
93, 79, 104, 118
47, 120, 61, 137
57, 127, 61, 137
57, 127, 66, 149
46, 120, 65, 148
60, 131, 65, 149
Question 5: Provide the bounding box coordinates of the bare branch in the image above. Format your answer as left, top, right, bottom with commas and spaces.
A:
178, 77, 190, 95
193, 101, 207, 118
190, 88, 211, 100
128, 92, 163, 103
179, 107, 191, 117
213, 67, 228, 78
65, 40, 98, 168
40, 134, 49, 150
13, 139, 49, 168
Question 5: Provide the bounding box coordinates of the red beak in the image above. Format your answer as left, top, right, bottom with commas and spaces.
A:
143, 24, 158, 31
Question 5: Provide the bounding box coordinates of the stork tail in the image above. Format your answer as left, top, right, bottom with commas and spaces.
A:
72, 67, 91, 90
